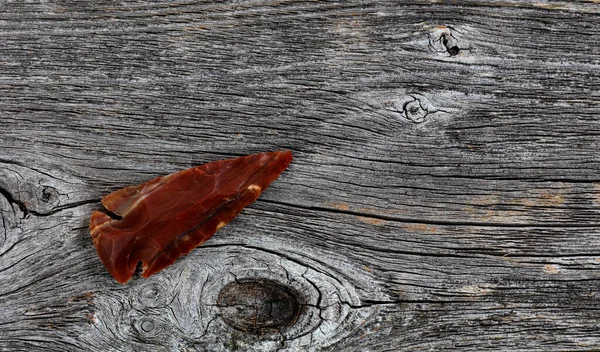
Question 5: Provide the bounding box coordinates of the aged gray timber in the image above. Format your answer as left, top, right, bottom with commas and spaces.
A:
1, 0, 600, 351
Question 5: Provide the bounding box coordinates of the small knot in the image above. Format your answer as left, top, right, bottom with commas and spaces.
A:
140, 319, 155, 333
132, 316, 163, 338
134, 281, 168, 308
217, 279, 302, 334
384, 94, 438, 124
441, 33, 460, 56
403, 97, 429, 123
428, 25, 462, 57
37, 185, 59, 206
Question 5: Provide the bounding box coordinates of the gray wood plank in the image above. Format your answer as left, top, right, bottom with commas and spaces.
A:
1, 0, 599, 351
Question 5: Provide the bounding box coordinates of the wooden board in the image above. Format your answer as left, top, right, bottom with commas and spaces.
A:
1, 0, 600, 350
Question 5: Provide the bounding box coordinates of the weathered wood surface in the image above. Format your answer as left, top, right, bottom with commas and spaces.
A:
1, 0, 600, 351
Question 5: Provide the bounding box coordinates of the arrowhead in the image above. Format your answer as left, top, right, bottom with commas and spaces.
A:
89, 151, 293, 283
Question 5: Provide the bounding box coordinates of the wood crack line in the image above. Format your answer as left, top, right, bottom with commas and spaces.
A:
0, 186, 97, 217
259, 199, 599, 229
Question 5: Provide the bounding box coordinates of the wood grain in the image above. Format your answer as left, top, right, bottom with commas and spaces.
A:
1, 0, 599, 351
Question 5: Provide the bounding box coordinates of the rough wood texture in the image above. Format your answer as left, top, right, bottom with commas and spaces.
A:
1, 1, 600, 351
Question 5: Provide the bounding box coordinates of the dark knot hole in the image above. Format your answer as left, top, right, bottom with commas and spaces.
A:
217, 279, 303, 335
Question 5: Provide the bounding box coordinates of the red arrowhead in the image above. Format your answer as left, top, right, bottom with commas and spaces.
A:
89, 151, 292, 283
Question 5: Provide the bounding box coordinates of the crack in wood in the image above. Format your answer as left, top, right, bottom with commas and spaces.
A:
0, 186, 97, 218
259, 199, 600, 229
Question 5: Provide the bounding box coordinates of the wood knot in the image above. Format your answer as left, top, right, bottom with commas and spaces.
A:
86, 248, 375, 350
384, 94, 442, 124
132, 316, 164, 338
428, 25, 463, 57
38, 185, 59, 204
403, 97, 429, 123
33, 185, 61, 211
217, 279, 301, 334
134, 281, 168, 308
